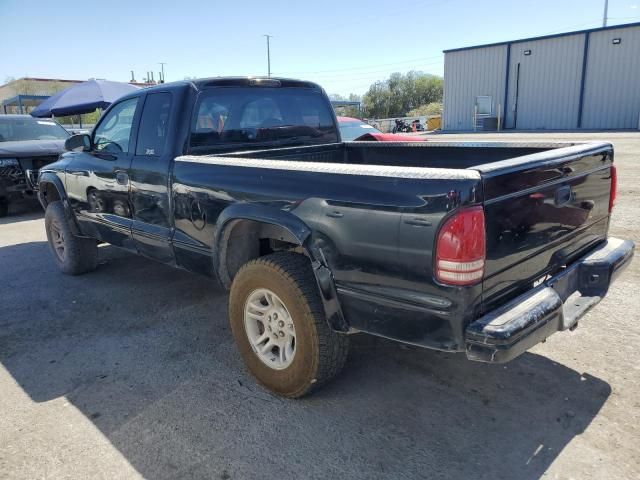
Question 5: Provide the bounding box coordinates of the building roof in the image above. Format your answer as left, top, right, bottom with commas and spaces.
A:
0, 77, 83, 89
0, 77, 154, 90
443, 21, 640, 53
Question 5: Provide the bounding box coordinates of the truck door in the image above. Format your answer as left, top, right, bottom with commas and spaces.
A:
66, 96, 140, 251
129, 91, 175, 264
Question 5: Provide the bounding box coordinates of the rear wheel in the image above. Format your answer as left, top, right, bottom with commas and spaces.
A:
229, 252, 349, 398
45, 201, 98, 275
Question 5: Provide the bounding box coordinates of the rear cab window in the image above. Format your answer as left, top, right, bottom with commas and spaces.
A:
189, 87, 338, 152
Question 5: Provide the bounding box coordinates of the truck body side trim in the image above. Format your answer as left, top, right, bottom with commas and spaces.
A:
175, 155, 481, 180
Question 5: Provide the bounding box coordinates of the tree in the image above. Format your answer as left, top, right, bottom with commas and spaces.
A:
407, 102, 443, 117
362, 71, 443, 118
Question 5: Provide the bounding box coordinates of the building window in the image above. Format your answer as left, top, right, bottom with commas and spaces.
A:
475, 96, 492, 115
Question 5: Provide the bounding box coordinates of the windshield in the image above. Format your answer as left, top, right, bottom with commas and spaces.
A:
0, 117, 69, 142
190, 87, 339, 152
338, 119, 381, 141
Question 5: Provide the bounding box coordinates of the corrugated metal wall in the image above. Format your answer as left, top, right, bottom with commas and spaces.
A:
505, 35, 585, 129
581, 26, 640, 129
443, 45, 507, 131
443, 24, 640, 131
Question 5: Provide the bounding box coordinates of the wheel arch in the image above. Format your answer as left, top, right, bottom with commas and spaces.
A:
214, 204, 349, 333
214, 204, 313, 288
37, 172, 66, 209
38, 172, 82, 235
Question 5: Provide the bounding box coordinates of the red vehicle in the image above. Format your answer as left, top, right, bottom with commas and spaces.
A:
337, 116, 426, 142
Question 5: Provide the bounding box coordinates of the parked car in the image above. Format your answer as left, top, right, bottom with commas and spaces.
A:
0, 115, 69, 216
38, 77, 633, 398
337, 116, 425, 141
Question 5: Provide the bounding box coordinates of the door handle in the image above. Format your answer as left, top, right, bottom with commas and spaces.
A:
116, 171, 129, 186
325, 211, 343, 218
404, 217, 432, 227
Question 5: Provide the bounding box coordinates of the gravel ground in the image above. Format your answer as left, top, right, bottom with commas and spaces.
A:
0, 132, 638, 480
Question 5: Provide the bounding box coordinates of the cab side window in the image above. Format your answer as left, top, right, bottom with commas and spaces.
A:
93, 98, 139, 154
136, 93, 173, 156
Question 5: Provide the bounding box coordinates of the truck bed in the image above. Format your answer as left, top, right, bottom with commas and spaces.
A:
174, 140, 614, 349
222, 140, 586, 169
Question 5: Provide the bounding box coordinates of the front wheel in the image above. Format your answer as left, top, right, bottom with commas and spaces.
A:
45, 201, 98, 275
229, 252, 349, 398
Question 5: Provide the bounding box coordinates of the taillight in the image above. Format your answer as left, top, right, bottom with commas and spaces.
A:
435, 206, 486, 286
609, 165, 617, 213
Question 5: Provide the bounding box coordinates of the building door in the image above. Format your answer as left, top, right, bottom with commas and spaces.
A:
474, 95, 493, 130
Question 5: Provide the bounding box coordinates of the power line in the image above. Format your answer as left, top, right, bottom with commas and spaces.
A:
274, 54, 444, 76
607, 16, 640, 21
310, 64, 444, 84
283, 60, 444, 80
278, 0, 454, 38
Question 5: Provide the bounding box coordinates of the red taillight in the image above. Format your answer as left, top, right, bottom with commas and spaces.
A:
435, 206, 486, 286
609, 165, 617, 213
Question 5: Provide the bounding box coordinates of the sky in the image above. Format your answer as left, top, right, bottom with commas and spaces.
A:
1, 0, 639, 96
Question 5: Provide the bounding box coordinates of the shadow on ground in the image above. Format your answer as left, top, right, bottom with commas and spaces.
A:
0, 241, 611, 480
0, 197, 42, 225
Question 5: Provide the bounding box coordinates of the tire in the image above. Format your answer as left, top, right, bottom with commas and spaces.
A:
0, 198, 8, 218
229, 252, 349, 398
44, 201, 98, 275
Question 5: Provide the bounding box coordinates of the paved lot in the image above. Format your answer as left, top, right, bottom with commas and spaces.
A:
1, 132, 638, 480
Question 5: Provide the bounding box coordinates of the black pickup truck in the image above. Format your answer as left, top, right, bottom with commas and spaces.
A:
37, 77, 634, 398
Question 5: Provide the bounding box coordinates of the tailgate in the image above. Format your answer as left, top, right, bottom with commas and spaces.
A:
477, 142, 614, 312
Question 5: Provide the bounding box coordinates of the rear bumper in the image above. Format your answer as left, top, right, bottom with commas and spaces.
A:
465, 237, 634, 363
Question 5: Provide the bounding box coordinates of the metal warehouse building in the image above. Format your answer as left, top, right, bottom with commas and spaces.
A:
442, 22, 640, 131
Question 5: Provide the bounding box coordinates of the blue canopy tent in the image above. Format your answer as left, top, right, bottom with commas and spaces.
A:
30, 80, 140, 123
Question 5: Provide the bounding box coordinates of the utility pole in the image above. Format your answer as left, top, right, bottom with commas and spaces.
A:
159, 62, 166, 83
603, 0, 609, 27
263, 35, 272, 77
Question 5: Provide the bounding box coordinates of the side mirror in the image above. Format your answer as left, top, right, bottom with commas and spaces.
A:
65, 134, 92, 152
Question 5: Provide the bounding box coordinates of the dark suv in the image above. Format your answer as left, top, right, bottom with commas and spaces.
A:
0, 115, 69, 216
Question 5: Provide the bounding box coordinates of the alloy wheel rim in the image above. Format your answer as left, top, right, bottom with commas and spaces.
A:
50, 219, 66, 261
243, 288, 296, 370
